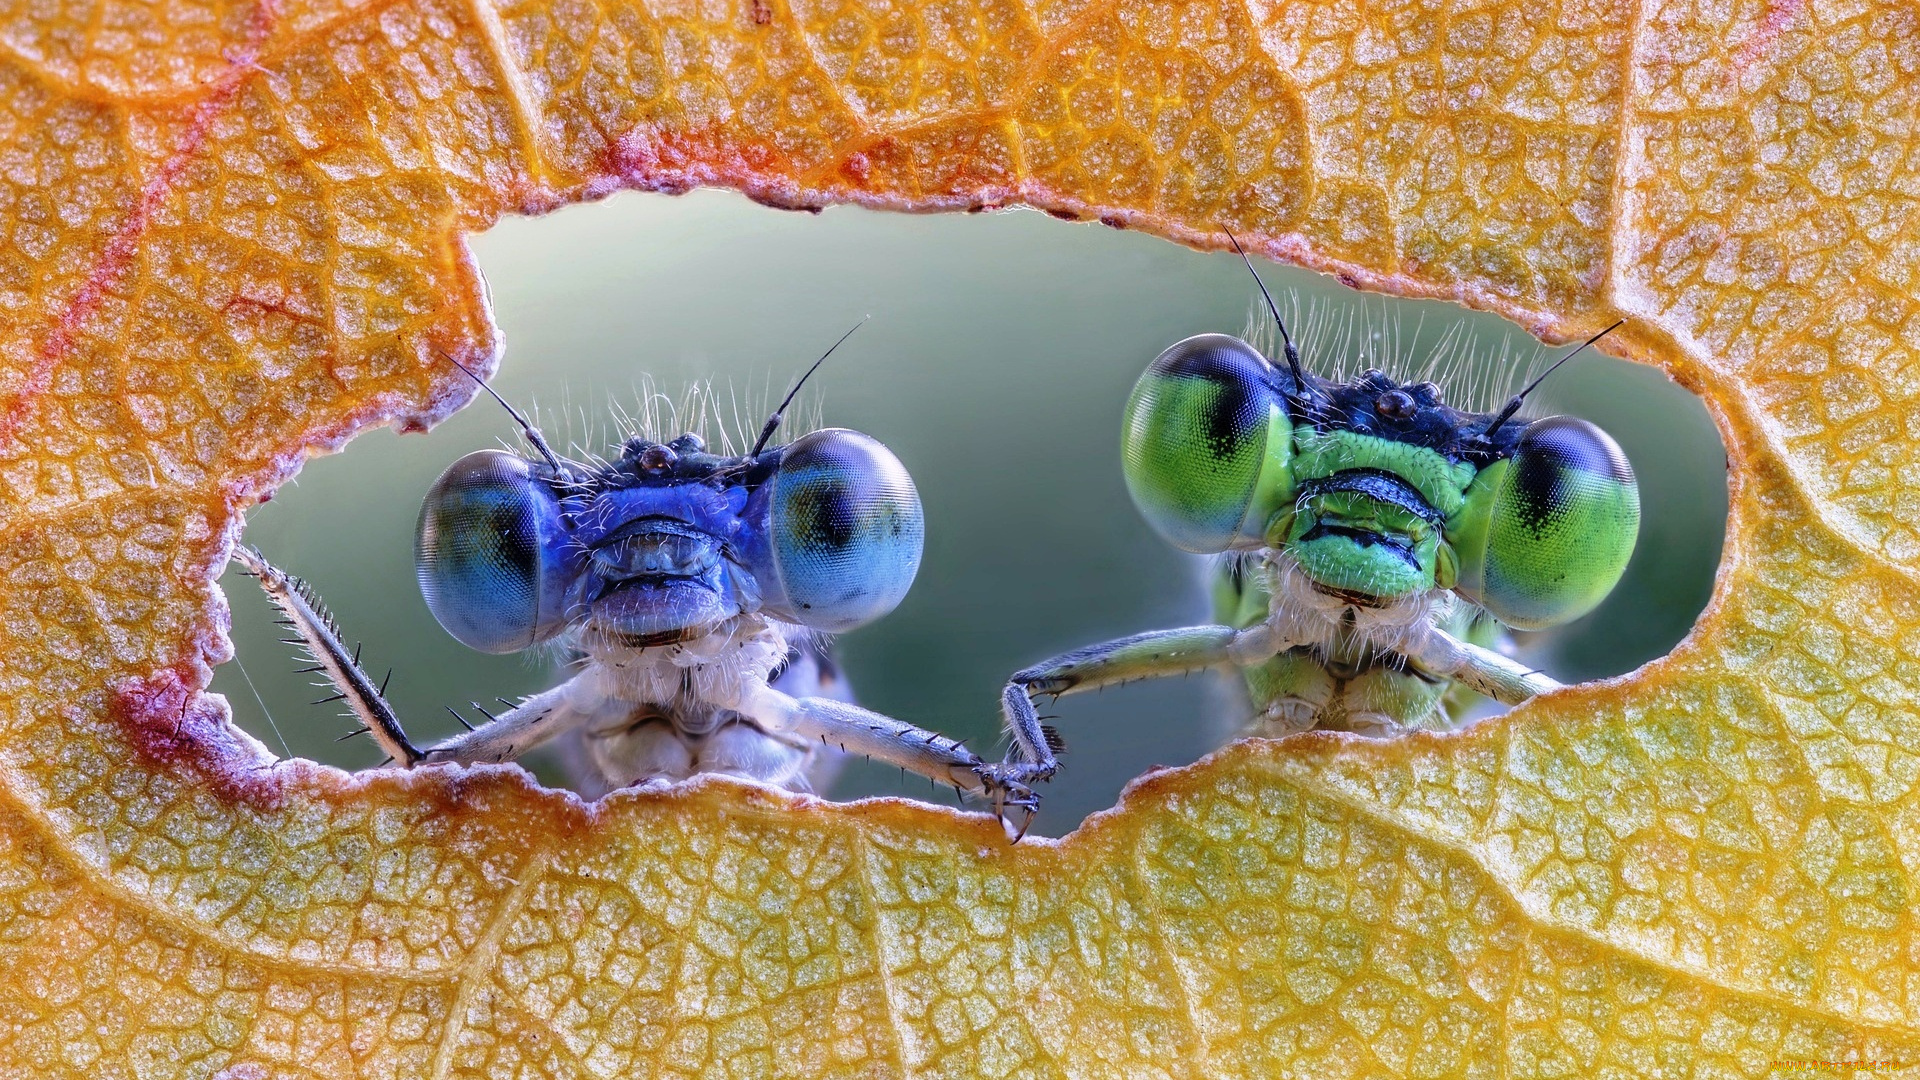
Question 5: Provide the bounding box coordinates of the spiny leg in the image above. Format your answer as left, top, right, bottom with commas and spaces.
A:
233, 547, 421, 767
734, 684, 1038, 832
1401, 626, 1560, 705
419, 681, 587, 765
996, 623, 1292, 787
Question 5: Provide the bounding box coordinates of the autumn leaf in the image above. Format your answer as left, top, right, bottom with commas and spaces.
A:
1, 0, 1914, 1074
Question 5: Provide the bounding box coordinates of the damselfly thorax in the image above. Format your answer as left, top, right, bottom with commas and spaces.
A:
556, 625, 848, 797
1214, 549, 1501, 738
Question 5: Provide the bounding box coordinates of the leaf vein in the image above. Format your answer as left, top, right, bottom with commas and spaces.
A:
851, 828, 917, 1078
429, 850, 550, 1080
1272, 759, 1920, 1040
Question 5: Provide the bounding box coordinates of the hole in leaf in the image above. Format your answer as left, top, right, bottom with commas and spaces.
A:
214, 191, 1727, 834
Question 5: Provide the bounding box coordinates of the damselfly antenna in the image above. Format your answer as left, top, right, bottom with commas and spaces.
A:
1481, 320, 1626, 438
750, 318, 867, 456
1226, 231, 1307, 390
437, 350, 564, 472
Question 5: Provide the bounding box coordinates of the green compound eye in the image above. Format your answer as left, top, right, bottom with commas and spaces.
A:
1449, 416, 1641, 630
1121, 334, 1293, 554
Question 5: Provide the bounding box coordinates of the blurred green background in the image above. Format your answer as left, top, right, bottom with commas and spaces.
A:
212, 191, 1727, 835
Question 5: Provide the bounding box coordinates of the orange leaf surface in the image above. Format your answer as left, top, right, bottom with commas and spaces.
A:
2, 0, 1915, 1075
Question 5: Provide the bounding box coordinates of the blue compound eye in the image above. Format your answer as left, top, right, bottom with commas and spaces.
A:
768, 429, 924, 632
415, 449, 575, 653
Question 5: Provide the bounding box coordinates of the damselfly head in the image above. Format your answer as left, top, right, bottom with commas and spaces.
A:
414, 333, 925, 657
1121, 252, 1641, 625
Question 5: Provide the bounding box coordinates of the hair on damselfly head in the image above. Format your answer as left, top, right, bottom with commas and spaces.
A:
438, 327, 874, 479
479, 373, 824, 479
1237, 286, 1590, 421
610, 378, 722, 453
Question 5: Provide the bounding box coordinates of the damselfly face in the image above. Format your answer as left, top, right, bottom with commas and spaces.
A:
415, 428, 925, 655
1121, 334, 1640, 627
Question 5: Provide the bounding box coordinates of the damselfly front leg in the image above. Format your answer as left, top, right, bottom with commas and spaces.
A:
731, 682, 1028, 808
990, 623, 1291, 783
235, 546, 422, 767
1395, 620, 1562, 706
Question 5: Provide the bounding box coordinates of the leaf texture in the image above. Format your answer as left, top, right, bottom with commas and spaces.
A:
3, 0, 1918, 1075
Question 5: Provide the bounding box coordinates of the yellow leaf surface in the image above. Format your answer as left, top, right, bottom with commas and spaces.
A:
1, 0, 1914, 1075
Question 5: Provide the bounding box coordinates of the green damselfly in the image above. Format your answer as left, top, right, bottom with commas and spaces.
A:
988, 242, 1639, 835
